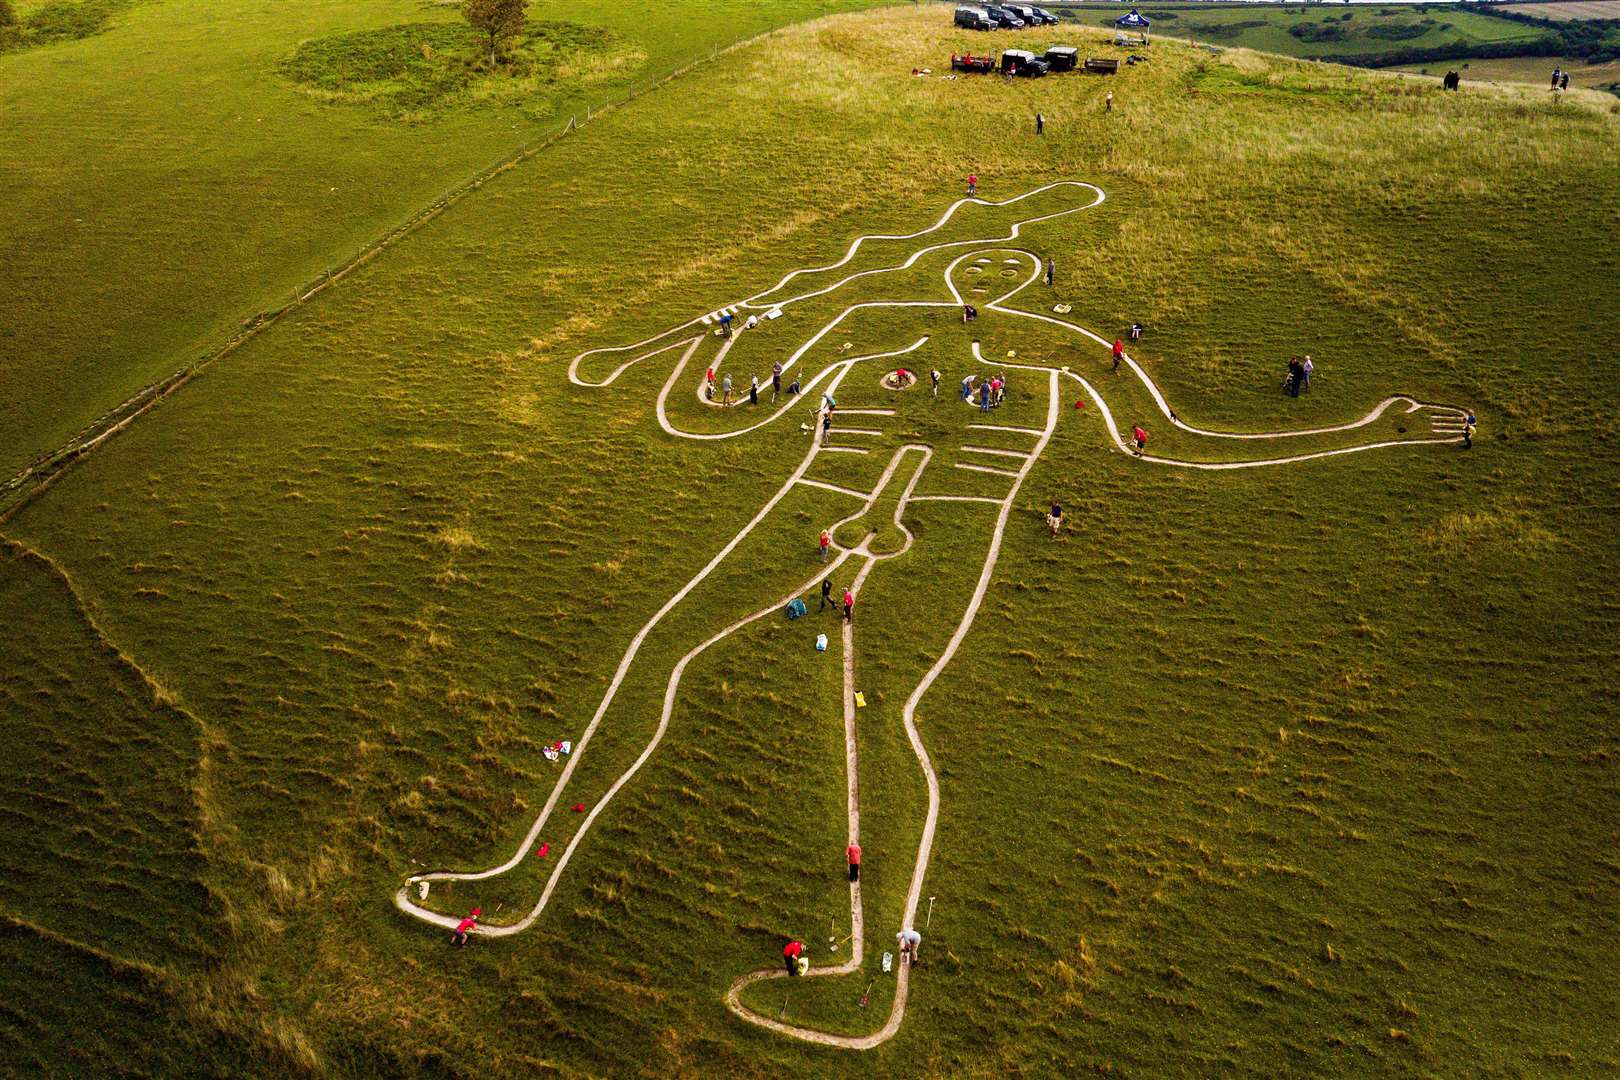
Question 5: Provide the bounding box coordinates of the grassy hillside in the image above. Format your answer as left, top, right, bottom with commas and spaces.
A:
2, 5, 1617, 1077
0, 0, 886, 482
1054, 2, 1546, 57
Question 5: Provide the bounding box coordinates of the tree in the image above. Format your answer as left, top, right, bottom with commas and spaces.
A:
463, 0, 527, 66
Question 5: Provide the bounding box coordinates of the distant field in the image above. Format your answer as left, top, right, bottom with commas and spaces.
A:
1052, 2, 1546, 57
1394, 52, 1620, 87
0, 0, 888, 482
1501, 1, 1620, 19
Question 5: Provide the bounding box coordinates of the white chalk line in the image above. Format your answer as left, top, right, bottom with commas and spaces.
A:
797, 478, 872, 500
954, 462, 1021, 478
403, 180, 1471, 1049
960, 446, 1031, 460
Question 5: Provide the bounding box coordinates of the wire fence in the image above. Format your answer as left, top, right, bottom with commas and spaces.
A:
0, 22, 806, 517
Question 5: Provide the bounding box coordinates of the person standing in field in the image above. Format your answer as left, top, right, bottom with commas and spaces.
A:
1463, 412, 1476, 449
1301, 355, 1314, 392
784, 939, 803, 976
1561, 71, 1569, 91
847, 842, 862, 882
772, 360, 783, 402
1044, 258, 1054, 287
897, 927, 922, 966
821, 577, 833, 611
749, 375, 759, 406
722, 373, 733, 406
979, 379, 992, 412
931, 368, 941, 399
1112, 338, 1124, 373
819, 529, 831, 563
1035, 112, 1044, 135
706, 366, 716, 399
843, 587, 853, 623
821, 405, 833, 443
1047, 502, 1063, 538
1105, 90, 1113, 113
1551, 67, 1561, 89
1132, 424, 1147, 456
967, 173, 977, 196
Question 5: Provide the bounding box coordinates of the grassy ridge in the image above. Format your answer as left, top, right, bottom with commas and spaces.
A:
0, 0, 888, 480
1, 6, 1617, 1076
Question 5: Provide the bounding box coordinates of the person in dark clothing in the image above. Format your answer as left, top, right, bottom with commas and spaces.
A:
820, 578, 833, 611
1286, 358, 1303, 398
1044, 258, 1054, 287
1035, 112, 1044, 135
1561, 71, 1570, 90
963, 304, 978, 323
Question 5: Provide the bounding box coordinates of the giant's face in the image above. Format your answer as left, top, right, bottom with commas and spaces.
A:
949, 249, 1039, 308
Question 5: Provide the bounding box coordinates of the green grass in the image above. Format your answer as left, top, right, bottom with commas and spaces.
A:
1055, 2, 1547, 58
1, 6, 1618, 1077
279, 20, 646, 119
0, 0, 890, 482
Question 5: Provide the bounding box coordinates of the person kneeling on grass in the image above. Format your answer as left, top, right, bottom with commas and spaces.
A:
897, 927, 922, 967
451, 907, 481, 948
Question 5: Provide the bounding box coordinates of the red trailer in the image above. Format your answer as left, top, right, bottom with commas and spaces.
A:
951, 52, 996, 73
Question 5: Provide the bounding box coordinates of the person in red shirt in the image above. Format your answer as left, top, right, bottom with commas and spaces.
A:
847, 842, 862, 883
819, 529, 831, 563
1132, 425, 1147, 456
967, 173, 977, 197
843, 588, 853, 623
783, 939, 803, 976
452, 907, 481, 948
1112, 339, 1125, 373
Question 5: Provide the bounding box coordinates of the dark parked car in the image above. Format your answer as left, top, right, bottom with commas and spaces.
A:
1007, 4, 1056, 26
986, 6, 1026, 29
1044, 45, 1078, 71
954, 6, 994, 30
1000, 49, 1049, 75
1033, 7, 1060, 25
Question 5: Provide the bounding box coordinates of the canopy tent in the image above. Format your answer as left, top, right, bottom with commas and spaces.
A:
1114, 8, 1150, 29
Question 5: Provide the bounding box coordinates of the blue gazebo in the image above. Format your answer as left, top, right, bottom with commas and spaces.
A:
1115, 8, 1151, 31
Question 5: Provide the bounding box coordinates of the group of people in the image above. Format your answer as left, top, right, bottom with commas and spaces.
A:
961, 372, 1009, 411
1551, 67, 1572, 92
1283, 355, 1314, 398
705, 360, 800, 407
813, 569, 855, 621
779, 845, 922, 980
